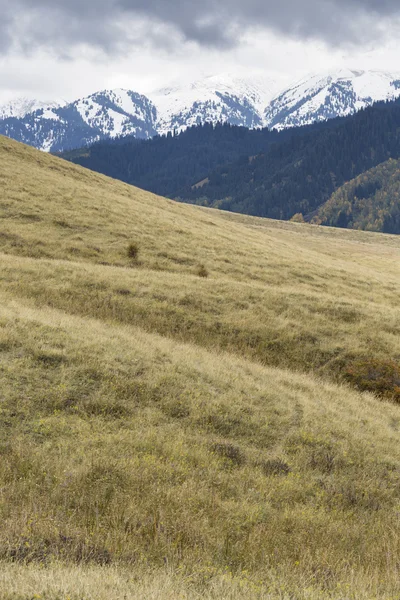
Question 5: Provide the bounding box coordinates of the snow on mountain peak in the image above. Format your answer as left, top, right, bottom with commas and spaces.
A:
0, 97, 63, 120
265, 69, 400, 130
149, 73, 279, 135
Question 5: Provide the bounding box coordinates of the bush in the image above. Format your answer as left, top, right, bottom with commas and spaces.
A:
196, 264, 208, 278
290, 213, 305, 223
127, 242, 139, 260
344, 358, 400, 402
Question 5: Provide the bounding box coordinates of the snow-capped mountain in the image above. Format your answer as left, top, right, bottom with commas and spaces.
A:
0, 89, 157, 152
149, 73, 279, 135
72, 89, 157, 140
2, 70, 400, 152
0, 75, 279, 152
0, 97, 63, 120
265, 69, 400, 130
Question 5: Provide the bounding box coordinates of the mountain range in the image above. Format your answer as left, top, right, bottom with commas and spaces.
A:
2, 69, 400, 152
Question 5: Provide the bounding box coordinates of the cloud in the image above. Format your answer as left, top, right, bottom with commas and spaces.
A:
2, 0, 400, 56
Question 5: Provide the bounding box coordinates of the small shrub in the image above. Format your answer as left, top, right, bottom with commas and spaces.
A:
127, 242, 139, 260
196, 264, 209, 278
344, 358, 400, 402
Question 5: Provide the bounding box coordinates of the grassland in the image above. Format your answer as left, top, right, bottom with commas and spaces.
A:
1, 134, 400, 599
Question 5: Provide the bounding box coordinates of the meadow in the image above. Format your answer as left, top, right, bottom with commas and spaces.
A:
1, 135, 400, 598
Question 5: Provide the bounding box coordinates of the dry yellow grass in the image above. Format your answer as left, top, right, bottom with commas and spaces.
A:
1, 135, 400, 598
2, 562, 400, 600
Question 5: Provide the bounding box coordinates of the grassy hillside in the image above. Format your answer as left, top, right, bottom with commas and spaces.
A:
1, 135, 400, 599
316, 157, 400, 234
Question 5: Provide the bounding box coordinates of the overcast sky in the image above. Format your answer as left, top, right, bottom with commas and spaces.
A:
1, 0, 400, 103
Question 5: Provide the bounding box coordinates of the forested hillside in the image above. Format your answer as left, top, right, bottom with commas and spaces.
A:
62, 119, 337, 198
63, 98, 400, 231
63, 123, 273, 198
316, 158, 400, 233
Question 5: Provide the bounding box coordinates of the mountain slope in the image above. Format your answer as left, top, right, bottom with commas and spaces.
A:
315, 157, 400, 233
265, 69, 400, 129
1, 134, 400, 598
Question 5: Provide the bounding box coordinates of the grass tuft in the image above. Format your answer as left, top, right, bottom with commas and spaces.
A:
258, 458, 291, 477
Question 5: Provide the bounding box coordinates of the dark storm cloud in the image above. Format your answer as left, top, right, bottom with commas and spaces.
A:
2, 0, 400, 55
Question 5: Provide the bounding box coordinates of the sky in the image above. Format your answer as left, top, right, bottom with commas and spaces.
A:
1, 0, 400, 103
